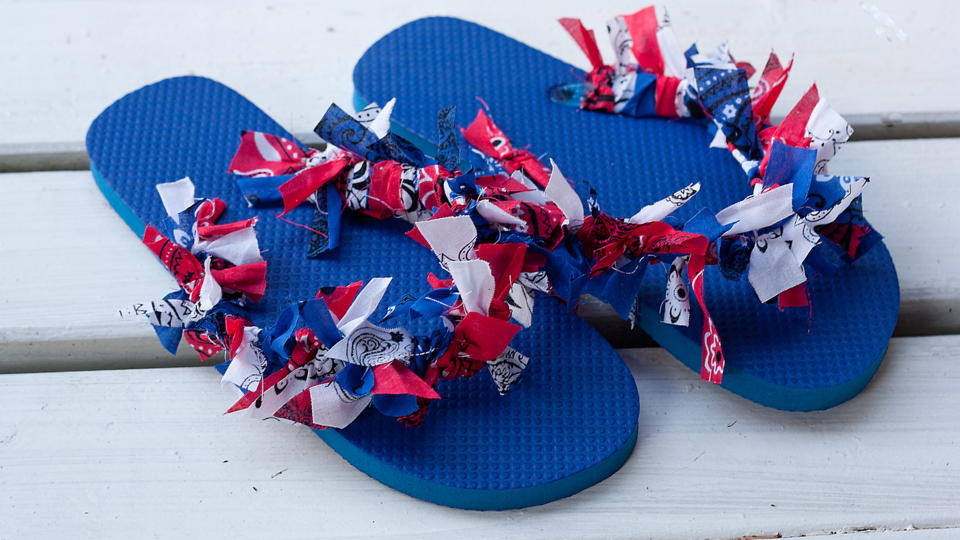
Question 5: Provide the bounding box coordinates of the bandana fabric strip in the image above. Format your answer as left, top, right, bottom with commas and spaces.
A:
554, 7, 802, 129
654, 75, 681, 117
688, 254, 724, 383
316, 281, 364, 321
552, 6, 880, 350
751, 53, 794, 127
205, 51, 879, 398
142, 225, 205, 294
227, 130, 349, 253
558, 17, 605, 70
134, 173, 549, 429
137, 180, 273, 362
220, 265, 527, 428
228, 131, 315, 177
620, 6, 664, 75
556, 9, 693, 118
695, 65, 764, 169
277, 157, 351, 216
314, 103, 427, 167
461, 109, 551, 188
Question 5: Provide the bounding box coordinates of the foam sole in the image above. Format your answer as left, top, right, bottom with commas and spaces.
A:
86, 76, 640, 510
353, 17, 901, 411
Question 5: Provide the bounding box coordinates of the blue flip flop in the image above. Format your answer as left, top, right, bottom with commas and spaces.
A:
86, 76, 639, 510
352, 16, 900, 411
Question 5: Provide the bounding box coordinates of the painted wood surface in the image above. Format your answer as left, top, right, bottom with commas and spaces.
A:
0, 136, 951, 371
1, 0, 955, 154
1, 336, 957, 539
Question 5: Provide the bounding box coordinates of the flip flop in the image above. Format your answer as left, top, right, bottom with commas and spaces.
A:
86, 76, 640, 510
352, 14, 900, 411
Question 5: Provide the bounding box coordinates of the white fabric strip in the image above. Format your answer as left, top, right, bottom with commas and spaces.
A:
628, 182, 700, 224
118, 298, 201, 327
242, 360, 326, 419
415, 215, 478, 268
486, 347, 530, 395
197, 257, 222, 313
326, 319, 415, 367
155, 177, 195, 223
748, 230, 807, 303
475, 200, 525, 227
605, 15, 639, 113
192, 226, 263, 266
506, 281, 534, 328
656, 11, 688, 79
221, 325, 265, 392
309, 381, 373, 429
716, 184, 795, 236
367, 97, 395, 139
447, 259, 495, 316
545, 160, 585, 230
336, 277, 392, 336
806, 96, 852, 174
661, 256, 691, 326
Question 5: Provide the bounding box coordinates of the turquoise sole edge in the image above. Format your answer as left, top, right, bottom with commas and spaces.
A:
89, 160, 639, 510
351, 91, 889, 412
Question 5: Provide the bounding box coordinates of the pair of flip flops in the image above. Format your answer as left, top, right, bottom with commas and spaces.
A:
87, 13, 899, 510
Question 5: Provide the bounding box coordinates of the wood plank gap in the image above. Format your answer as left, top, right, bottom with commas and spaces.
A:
4, 112, 960, 173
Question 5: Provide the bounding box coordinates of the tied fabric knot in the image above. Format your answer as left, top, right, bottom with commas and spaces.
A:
549, 5, 880, 374
554, 6, 795, 125
133, 179, 270, 362
224, 279, 450, 430
227, 129, 350, 254
461, 109, 551, 188
229, 101, 462, 256
228, 130, 331, 177
576, 206, 726, 383
556, 9, 696, 118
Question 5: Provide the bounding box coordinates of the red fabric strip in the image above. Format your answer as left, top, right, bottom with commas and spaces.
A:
654, 75, 681, 117
366, 160, 404, 219
142, 225, 205, 294
688, 255, 725, 384
196, 217, 258, 239
777, 282, 809, 309
622, 7, 664, 75
751, 52, 794, 125
224, 316, 251, 359
277, 157, 349, 216
228, 130, 308, 177
372, 361, 441, 399
558, 17, 604, 69
461, 109, 550, 188
316, 281, 364, 321
211, 261, 268, 302
195, 198, 227, 229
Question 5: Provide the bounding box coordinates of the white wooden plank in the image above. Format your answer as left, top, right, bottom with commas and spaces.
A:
0, 136, 954, 372
0, 336, 957, 539
787, 530, 960, 540
0, 0, 957, 152
828, 138, 956, 337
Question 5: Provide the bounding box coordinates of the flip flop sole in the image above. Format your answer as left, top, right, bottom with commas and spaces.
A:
86, 76, 640, 510
353, 17, 900, 411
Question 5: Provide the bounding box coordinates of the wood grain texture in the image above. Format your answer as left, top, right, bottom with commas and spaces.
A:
0, 336, 956, 539
0, 0, 955, 152
0, 136, 950, 372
